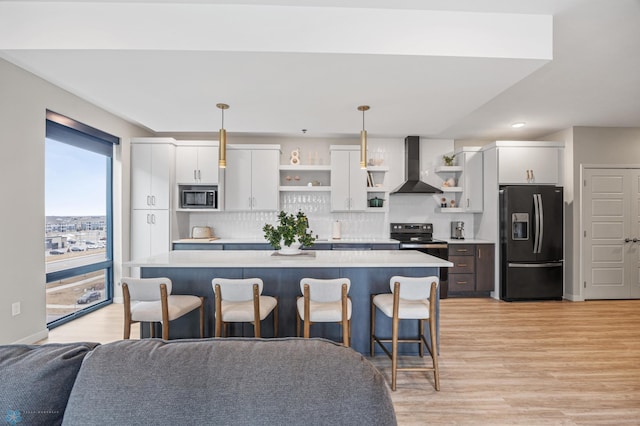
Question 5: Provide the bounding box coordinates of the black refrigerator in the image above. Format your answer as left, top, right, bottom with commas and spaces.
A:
499, 185, 563, 301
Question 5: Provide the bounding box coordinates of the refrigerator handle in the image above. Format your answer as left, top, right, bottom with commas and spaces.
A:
533, 193, 540, 253
537, 193, 544, 254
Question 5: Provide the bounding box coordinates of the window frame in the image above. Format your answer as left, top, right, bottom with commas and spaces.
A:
44, 110, 119, 328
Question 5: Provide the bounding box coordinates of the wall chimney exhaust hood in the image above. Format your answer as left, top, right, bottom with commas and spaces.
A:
391, 136, 443, 194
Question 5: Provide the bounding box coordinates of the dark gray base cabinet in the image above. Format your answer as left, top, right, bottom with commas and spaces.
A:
448, 243, 494, 296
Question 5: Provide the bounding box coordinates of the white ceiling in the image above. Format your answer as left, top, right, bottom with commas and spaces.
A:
1, 0, 638, 141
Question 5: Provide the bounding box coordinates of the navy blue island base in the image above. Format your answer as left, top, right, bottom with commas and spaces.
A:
132, 250, 447, 355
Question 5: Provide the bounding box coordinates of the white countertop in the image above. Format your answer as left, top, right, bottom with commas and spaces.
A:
172, 238, 400, 244
126, 250, 453, 268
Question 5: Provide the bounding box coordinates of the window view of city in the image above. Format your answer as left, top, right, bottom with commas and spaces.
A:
45, 135, 111, 324
45, 216, 108, 322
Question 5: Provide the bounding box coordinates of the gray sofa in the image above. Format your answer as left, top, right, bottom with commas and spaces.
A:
0, 338, 396, 425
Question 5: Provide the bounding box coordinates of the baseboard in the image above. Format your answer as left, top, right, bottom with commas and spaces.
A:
12, 328, 49, 344
563, 293, 584, 302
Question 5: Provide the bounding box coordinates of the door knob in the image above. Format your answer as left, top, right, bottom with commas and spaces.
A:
634, 238, 638, 243
625, 238, 631, 242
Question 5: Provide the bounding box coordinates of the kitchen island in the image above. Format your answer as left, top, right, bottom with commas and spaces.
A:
125, 250, 452, 354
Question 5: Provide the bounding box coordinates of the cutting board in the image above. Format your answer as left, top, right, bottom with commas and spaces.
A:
176, 238, 219, 243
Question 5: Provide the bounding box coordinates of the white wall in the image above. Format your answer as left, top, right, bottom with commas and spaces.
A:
0, 58, 151, 344
566, 126, 640, 300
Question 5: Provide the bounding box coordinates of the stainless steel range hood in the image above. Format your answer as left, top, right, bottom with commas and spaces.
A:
391, 136, 443, 194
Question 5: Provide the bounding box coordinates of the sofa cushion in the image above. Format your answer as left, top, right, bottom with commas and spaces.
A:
63, 338, 396, 425
0, 342, 98, 426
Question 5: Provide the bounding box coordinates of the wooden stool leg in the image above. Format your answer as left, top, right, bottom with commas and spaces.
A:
370, 295, 376, 357
149, 323, 155, 339
391, 314, 399, 391
419, 319, 425, 357
199, 297, 205, 338
391, 282, 401, 391
430, 316, 440, 391
273, 303, 279, 338
162, 321, 169, 340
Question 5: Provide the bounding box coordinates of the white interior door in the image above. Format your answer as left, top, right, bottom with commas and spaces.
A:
582, 168, 640, 299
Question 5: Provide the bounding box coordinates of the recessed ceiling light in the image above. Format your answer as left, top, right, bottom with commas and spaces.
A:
511, 122, 526, 129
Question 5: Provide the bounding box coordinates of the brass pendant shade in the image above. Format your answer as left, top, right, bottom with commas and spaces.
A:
357, 105, 370, 169
217, 103, 229, 169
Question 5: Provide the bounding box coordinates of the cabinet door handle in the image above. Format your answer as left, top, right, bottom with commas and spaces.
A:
467, 198, 470, 208
252, 197, 256, 208
194, 170, 197, 180
458, 263, 468, 267
151, 214, 156, 224
478, 248, 481, 259
146, 195, 151, 206
457, 249, 468, 253
198, 170, 201, 180
151, 195, 156, 206
457, 281, 469, 285
146, 214, 150, 224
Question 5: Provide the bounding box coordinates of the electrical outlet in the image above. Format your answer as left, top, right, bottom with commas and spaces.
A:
12, 302, 21, 316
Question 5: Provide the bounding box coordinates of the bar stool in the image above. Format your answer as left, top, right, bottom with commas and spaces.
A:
370, 275, 440, 391
212, 278, 278, 338
121, 277, 204, 340
296, 278, 351, 346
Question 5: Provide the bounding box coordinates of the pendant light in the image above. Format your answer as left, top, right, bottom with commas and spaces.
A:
357, 105, 370, 169
217, 103, 229, 168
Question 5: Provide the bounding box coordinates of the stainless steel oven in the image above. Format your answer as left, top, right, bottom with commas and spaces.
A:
391, 223, 449, 298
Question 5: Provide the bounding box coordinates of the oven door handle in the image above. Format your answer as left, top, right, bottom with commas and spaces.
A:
400, 243, 448, 249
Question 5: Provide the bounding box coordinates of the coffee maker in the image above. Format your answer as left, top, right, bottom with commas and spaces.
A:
451, 221, 465, 239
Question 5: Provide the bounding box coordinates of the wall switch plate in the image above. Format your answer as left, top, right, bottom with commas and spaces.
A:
12, 302, 20, 316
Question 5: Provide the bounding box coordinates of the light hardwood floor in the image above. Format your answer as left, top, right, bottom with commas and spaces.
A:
43, 298, 640, 425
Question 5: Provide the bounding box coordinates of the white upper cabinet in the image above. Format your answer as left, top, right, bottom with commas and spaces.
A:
224, 145, 280, 211
330, 146, 367, 212
131, 140, 174, 210
175, 142, 219, 184
497, 144, 560, 185
460, 148, 483, 212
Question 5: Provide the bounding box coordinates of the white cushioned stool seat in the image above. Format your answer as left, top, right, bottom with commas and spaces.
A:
131, 296, 203, 322
372, 294, 429, 319
297, 278, 351, 346
121, 277, 204, 340
212, 278, 278, 338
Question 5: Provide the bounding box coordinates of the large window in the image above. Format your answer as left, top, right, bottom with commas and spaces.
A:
45, 111, 119, 327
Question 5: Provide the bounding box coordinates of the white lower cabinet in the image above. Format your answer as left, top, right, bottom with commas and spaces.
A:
330, 146, 367, 212
131, 209, 170, 259
224, 145, 279, 211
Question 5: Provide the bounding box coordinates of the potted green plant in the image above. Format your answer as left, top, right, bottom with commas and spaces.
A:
263, 210, 316, 254
443, 154, 456, 166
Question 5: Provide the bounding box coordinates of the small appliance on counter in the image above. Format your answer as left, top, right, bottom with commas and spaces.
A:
450, 221, 465, 240
191, 226, 214, 239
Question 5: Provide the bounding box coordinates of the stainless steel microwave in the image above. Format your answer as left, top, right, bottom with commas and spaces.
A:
180, 188, 217, 209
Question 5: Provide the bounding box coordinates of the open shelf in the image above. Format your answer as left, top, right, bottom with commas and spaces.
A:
279, 186, 331, 192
